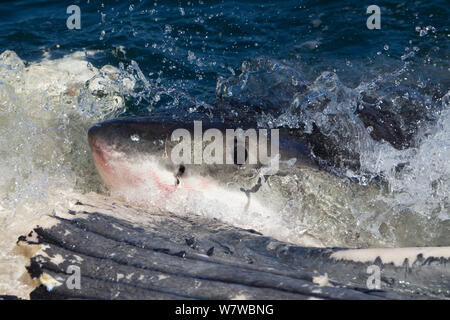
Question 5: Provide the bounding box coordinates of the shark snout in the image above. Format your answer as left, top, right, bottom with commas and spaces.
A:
88, 123, 120, 181
88, 124, 107, 163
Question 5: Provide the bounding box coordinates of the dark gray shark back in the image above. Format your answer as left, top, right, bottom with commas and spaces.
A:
88, 116, 317, 167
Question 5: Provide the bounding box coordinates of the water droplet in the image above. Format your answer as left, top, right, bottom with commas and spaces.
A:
164, 25, 173, 34
187, 50, 195, 63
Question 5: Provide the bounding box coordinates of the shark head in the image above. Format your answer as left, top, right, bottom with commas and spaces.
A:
88, 116, 322, 245
88, 117, 186, 199
88, 117, 267, 200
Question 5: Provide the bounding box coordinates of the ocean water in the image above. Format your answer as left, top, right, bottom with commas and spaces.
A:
0, 0, 448, 297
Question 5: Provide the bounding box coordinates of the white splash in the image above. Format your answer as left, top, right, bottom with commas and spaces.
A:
0, 50, 133, 298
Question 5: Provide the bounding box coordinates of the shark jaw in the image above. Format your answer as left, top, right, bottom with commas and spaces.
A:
88, 144, 303, 245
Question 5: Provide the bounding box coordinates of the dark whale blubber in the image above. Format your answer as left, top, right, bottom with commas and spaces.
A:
17, 193, 450, 299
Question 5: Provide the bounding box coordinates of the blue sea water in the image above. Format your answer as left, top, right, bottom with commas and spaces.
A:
0, 0, 448, 109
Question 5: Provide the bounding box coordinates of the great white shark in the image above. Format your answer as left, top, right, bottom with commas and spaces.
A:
88, 116, 326, 246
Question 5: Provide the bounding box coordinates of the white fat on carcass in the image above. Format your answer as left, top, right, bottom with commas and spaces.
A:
331, 247, 450, 267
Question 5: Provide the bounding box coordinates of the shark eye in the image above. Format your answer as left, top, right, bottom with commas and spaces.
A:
177, 165, 186, 177
175, 165, 185, 185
